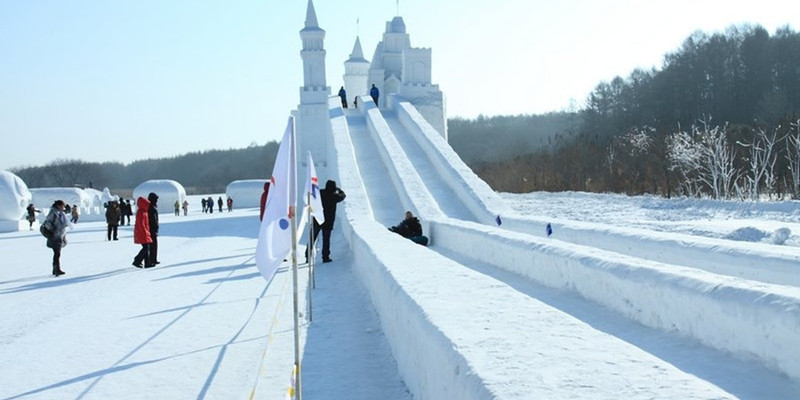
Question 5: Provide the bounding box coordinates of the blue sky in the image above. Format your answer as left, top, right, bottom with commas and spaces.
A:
0, 1, 794, 170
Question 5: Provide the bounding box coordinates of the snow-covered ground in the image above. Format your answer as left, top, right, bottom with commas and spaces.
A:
2, 190, 800, 399
3, 103, 800, 399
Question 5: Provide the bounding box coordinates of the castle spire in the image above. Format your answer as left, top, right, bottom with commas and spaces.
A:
349, 36, 366, 61
304, 0, 319, 29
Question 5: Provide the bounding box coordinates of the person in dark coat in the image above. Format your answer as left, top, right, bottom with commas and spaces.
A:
44, 200, 69, 276
26, 203, 40, 230
147, 192, 160, 266
217, 196, 223, 213
125, 199, 133, 225
389, 211, 428, 246
201, 197, 207, 213
370, 84, 379, 106
338, 86, 348, 109
132, 196, 154, 268
207, 196, 214, 213
306, 180, 346, 263
105, 200, 121, 241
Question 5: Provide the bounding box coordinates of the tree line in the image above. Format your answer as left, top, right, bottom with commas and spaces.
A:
12, 143, 279, 195
473, 24, 800, 199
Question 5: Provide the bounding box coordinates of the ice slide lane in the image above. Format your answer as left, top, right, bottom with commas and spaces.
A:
330, 99, 800, 398
386, 102, 800, 287
371, 102, 800, 384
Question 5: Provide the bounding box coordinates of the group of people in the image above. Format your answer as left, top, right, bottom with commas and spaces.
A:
38, 173, 426, 277
174, 199, 190, 216
200, 196, 231, 214
337, 84, 380, 110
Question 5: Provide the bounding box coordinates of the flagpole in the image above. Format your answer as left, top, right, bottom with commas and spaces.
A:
307, 192, 314, 322
289, 118, 302, 400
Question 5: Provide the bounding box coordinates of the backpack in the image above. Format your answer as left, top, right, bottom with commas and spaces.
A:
40, 224, 54, 239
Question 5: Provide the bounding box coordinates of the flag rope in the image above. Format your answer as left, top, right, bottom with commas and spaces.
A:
247, 268, 292, 400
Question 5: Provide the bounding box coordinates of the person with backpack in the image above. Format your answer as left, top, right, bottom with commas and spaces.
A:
43, 200, 69, 276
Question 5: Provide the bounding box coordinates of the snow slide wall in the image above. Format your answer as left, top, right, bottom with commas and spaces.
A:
431, 218, 800, 381
388, 97, 800, 288
328, 97, 496, 399
329, 95, 800, 384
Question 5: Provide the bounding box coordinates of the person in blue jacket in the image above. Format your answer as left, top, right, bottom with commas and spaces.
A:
370, 84, 379, 106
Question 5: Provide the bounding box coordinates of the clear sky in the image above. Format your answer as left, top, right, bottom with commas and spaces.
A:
0, 1, 795, 171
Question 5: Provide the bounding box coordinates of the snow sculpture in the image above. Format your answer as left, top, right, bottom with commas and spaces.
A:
30, 187, 91, 215
0, 171, 32, 221
225, 179, 268, 208
132, 179, 186, 213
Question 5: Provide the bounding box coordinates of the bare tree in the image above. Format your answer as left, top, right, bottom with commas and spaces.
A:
737, 127, 781, 200
668, 119, 740, 199
785, 119, 800, 199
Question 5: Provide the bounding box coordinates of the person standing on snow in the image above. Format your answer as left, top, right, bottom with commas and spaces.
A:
105, 200, 121, 241
70, 204, 79, 224
174, 199, 180, 216
217, 196, 223, 213
338, 86, 348, 109
306, 180, 346, 263
182, 199, 189, 216
370, 84, 379, 106
226, 196, 233, 212
44, 200, 69, 276
132, 196, 155, 268
147, 192, 160, 266
26, 203, 40, 230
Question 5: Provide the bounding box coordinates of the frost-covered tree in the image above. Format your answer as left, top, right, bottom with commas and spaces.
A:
784, 119, 800, 199
668, 119, 740, 199
737, 127, 780, 200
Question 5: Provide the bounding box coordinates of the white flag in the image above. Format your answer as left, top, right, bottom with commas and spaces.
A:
305, 151, 325, 225
255, 116, 297, 281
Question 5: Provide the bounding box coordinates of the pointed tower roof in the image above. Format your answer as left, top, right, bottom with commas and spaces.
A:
347, 36, 369, 63
301, 0, 324, 33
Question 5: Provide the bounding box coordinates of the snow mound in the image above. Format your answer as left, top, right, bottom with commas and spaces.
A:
225, 179, 267, 208
132, 180, 186, 213
0, 171, 32, 221
723, 226, 768, 242
770, 227, 792, 245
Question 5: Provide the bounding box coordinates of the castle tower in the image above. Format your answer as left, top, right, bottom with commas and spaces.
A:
343, 36, 370, 108
368, 16, 447, 139
294, 0, 331, 172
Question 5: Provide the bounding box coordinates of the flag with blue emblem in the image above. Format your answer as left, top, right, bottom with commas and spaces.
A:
256, 116, 297, 281
305, 151, 325, 225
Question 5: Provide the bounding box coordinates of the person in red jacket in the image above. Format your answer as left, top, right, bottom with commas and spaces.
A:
259, 182, 270, 221
132, 196, 155, 268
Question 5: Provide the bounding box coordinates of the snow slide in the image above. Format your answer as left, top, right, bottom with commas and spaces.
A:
326, 97, 800, 398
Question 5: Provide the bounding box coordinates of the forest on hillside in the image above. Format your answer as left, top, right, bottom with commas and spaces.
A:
11, 24, 800, 201
476, 24, 800, 199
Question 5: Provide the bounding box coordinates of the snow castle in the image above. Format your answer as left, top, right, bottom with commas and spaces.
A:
293, 0, 446, 175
